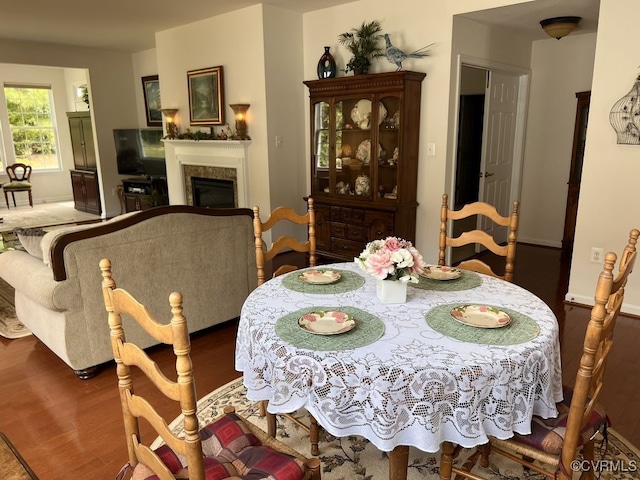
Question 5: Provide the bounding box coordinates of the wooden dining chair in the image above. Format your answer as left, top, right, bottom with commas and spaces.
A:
252, 198, 321, 455
253, 197, 316, 286
439, 228, 639, 480
439, 193, 519, 282
99, 258, 321, 480
4, 163, 33, 208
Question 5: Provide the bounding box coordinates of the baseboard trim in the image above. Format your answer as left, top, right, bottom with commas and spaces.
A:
565, 293, 640, 317
518, 237, 562, 248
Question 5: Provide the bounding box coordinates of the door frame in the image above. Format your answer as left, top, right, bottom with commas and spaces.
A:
445, 55, 530, 265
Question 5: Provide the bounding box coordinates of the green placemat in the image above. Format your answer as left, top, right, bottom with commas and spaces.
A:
275, 306, 385, 351
425, 303, 540, 345
411, 270, 482, 291
281, 268, 365, 294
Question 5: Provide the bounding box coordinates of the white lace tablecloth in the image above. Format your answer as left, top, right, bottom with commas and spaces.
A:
235, 262, 563, 453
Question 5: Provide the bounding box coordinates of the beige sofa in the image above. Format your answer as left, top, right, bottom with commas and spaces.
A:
0, 206, 257, 378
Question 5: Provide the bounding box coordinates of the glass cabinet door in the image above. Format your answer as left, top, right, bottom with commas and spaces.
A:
311, 93, 403, 202
311, 100, 330, 195
377, 94, 401, 200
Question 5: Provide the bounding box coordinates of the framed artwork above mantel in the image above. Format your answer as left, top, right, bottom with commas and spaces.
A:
187, 65, 225, 126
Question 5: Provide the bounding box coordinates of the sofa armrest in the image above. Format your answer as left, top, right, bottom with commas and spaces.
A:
0, 250, 78, 311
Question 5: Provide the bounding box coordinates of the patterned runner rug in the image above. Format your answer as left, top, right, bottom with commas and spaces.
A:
0, 277, 29, 339
160, 377, 640, 479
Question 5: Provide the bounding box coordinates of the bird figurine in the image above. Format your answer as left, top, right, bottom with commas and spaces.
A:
381, 34, 433, 71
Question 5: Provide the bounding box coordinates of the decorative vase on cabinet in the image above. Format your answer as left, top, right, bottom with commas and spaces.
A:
317, 46, 337, 79
303, 71, 426, 262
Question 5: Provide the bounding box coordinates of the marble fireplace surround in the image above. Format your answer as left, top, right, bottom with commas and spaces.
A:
163, 140, 251, 207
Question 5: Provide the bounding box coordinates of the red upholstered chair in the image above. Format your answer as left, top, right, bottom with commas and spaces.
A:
4, 163, 33, 208
439, 228, 638, 480
99, 258, 321, 480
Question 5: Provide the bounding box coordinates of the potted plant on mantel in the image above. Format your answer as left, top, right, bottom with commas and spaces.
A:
338, 20, 385, 75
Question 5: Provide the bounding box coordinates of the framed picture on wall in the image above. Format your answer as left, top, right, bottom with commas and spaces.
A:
187, 66, 225, 125
142, 75, 162, 127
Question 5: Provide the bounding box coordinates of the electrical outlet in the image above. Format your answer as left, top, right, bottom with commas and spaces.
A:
590, 247, 604, 263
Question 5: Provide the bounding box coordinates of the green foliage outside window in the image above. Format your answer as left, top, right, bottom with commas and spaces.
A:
4, 86, 60, 170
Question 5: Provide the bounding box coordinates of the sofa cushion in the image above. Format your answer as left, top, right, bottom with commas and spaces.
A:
14, 227, 46, 259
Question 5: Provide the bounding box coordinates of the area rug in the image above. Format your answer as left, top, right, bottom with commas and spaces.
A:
159, 378, 640, 480
0, 201, 100, 234
0, 277, 29, 339
0, 432, 38, 479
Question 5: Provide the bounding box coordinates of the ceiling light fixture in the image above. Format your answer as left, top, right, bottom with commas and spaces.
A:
540, 16, 582, 40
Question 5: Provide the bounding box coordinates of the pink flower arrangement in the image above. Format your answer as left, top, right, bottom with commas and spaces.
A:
355, 236, 425, 283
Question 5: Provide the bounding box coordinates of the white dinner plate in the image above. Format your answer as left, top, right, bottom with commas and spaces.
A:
421, 265, 461, 281
355, 139, 383, 165
299, 269, 341, 284
298, 311, 356, 335
350, 99, 387, 130
450, 305, 511, 328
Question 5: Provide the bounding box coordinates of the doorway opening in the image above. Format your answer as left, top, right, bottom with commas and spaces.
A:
449, 56, 530, 265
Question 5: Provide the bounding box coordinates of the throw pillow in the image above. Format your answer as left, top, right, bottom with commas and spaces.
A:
13, 227, 46, 260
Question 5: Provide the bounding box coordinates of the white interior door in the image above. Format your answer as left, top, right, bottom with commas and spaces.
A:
478, 70, 520, 245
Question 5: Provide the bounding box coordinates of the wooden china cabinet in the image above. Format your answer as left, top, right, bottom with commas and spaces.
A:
304, 70, 426, 261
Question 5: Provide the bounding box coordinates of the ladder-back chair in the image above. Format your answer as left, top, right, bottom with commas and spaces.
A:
439, 228, 638, 480
439, 193, 519, 282
252, 198, 321, 455
253, 197, 316, 286
100, 258, 321, 480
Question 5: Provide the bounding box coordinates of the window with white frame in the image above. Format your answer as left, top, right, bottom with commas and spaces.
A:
3, 85, 61, 171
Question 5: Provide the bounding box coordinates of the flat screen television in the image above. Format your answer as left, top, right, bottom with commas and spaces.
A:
114, 128, 166, 177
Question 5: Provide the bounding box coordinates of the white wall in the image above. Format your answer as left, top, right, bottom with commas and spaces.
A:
262, 5, 308, 239
132, 49, 159, 129
0, 38, 139, 217
63, 68, 89, 113
519, 33, 596, 247
154, 5, 273, 215
567, 0, 640, 313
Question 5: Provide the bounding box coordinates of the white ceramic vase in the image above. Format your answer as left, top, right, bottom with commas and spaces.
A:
376, 278, 407, 304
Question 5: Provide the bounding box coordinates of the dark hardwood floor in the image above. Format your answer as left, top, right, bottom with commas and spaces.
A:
1, 244, 639, 479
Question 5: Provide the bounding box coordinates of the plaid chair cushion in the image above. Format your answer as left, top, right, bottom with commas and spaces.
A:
131, 412, 305, 480
511, 385, 607, 455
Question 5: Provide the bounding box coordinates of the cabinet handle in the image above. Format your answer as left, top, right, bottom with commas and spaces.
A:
376, 230, 383, 236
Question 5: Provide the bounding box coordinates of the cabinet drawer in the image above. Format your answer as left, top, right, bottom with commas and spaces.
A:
365, 211, 395, 240
331, 238, 365, 257
331, 223, 347, 238
346, 225, 364, 241
332, 223, 363, 240
331, 206, 342, 222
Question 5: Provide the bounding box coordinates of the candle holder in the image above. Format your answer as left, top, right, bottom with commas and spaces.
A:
229, 104, 250, 140
161, 108, 179, 139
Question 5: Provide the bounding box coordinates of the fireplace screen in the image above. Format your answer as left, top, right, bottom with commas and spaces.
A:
191, 177, 235, 208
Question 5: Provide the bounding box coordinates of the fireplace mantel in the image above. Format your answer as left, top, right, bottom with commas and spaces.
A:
163, 139, 251, 207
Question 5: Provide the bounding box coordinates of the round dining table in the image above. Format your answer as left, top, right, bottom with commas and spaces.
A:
235, 262, 563, 479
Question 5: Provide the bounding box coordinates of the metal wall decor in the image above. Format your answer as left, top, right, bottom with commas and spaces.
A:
609, 74, 640, 145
